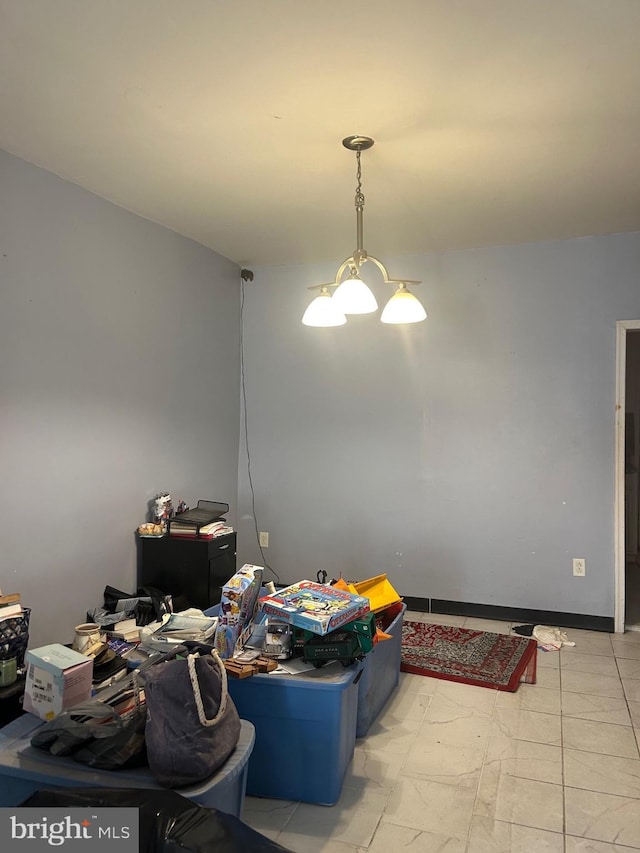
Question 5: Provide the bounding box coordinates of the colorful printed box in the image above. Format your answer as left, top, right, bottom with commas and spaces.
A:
259, 581, 370, 636
23, 644, 93, 721
214, 564, 263, 659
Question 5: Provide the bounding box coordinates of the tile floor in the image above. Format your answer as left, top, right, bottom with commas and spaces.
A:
242, 610, 640, 852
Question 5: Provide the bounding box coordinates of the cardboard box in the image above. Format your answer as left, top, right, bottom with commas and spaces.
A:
23, 644, 93, 721
214, 564, 263, 659
259, 580, 370, 636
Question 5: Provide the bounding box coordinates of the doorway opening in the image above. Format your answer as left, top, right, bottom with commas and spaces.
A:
615, 321, 640, 632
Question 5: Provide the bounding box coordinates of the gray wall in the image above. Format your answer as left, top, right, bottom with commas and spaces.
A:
0, 149, 241, 647
238, 233, 640, 619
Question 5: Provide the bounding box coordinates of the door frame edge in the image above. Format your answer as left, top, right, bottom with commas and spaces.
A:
615, 319, 640, 633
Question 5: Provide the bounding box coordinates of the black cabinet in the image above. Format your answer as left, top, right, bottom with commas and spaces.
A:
137, 533, 237, 611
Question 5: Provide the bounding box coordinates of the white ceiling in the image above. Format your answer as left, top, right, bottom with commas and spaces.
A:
1, 1, 639, 267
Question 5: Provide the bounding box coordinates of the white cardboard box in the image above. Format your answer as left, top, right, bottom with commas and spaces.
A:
23, 644, 93, 721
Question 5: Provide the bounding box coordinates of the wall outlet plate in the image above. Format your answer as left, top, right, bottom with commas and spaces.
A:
573, 558, 586, 576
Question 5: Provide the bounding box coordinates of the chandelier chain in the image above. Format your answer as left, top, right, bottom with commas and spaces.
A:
355, 149, 365, 209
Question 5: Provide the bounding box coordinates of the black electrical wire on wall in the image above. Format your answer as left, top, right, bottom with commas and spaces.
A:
240, 268, 280, 583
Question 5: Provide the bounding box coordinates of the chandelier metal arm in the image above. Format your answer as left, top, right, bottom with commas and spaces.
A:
306, 254, 421, 292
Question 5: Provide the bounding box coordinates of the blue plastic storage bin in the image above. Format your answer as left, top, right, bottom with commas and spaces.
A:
0, 714, 255, 817
225, 663, 360, 806
356, 602, 406, 737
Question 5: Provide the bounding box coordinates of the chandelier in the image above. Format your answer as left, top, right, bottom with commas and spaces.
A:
302, 135, 427, 327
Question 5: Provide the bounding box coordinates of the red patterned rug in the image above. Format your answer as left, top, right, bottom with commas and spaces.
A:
401, 621, 537, 691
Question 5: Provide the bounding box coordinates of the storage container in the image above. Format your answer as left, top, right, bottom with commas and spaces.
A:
356, 602, 406, 737
225, 662, 360, 805
0, 714, 255, 817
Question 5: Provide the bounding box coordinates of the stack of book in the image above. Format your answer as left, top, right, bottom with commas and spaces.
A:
167, 500, 232, 539
169, 519, 233, 539
0, 592, 23, 622
105, 617, 140, 642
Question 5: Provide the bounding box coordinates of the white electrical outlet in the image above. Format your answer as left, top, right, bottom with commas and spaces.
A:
573, 558, 586, 577
259, 531, 269, 548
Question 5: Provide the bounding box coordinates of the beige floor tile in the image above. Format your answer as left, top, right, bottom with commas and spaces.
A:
622, 677, 640, 702
612, 628, 640, 641
491, 707, 562, 746
612, 640, 640, 660
564, 748, 640, 798
474, 770, 563, 833
419, 711, 493, 749
360, 716, 421, 754
565, 787, 640, 847
536, 650, 561, 669
629, 699, 640, 727
397, 670, 439, 697
562, 717, 639, 758
373, 688, 431, 723
485, 734, 563, 784
428, 682, 497, 717
495, 685, 561, 714
561, 692, 632, 726
385, 775, 477, 838
278, 788, 388, 849
561, 634, 614, 657
467, 815, 564, 852
415, 612, 467, 627
565, 837, 640, 852
560, 670, 625, 699
535, 667, 561, 689
368, 819, 466, 853
404, 609, 430, 622
617, 658, 640, 678
561, 652, 620, 676
402, 739, 485, 784
463, 617, 512, 634
242, 797, 298, 839
344, 744, 405, 793
275, 832, 369, 852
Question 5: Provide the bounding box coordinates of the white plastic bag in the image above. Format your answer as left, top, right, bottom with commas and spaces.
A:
532, 625, 575, 651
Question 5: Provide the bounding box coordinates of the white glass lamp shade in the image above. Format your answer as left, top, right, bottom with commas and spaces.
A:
332, 275, 378, 314
380, 284, 427, 324
302, 288, 347, 327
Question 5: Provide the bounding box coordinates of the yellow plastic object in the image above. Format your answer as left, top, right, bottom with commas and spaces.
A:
352, 574, 401, 613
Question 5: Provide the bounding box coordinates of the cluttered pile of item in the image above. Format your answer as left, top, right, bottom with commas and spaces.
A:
19, 583, 244, 788
209, 565, 403, 678
16, 565, 402, 792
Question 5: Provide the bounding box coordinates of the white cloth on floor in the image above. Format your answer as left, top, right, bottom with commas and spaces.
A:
532, 625, 576, 651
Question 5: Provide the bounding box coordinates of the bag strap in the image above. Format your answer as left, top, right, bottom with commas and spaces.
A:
187, 650, 229, 728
